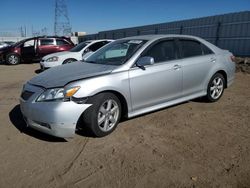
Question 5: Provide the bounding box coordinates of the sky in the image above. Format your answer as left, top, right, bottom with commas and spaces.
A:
0, 0, 249, 36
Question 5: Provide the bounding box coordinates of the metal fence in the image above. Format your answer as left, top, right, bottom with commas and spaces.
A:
79, 11, 250, 56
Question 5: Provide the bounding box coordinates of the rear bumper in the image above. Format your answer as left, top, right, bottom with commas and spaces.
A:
227, 75, 234, 87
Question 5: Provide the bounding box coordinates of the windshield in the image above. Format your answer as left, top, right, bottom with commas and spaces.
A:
70, 41, 90, 52
13, 39, 27, 47
84, 39, 147, 66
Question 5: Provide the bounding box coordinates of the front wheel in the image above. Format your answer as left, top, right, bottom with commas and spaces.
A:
206, 73, 225, 102
82, 93, 121, 137
6, 53, 20, 65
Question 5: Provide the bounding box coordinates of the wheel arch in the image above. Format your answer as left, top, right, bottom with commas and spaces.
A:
63, 58, 78, 64
95, 90, 129, 119
6, 52, 21, 58
215, 70, 228, 88
75, 89, 129, 135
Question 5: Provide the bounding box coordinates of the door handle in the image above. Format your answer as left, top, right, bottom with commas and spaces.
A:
173, 64, 181, 70
210, 57, 216, 63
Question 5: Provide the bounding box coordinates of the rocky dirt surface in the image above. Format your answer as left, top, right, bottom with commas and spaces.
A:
235, 57, 250, 74
0, 63, 249, 188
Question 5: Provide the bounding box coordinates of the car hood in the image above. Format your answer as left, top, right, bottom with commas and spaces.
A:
42, 51, 77, 60
0, 45, 11, 52
28, 61, 117, 88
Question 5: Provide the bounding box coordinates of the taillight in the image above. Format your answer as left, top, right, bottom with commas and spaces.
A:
230, 55, 235, 62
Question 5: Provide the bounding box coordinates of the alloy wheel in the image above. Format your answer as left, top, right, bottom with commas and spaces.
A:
97, 99, 120, 132
210, 77, 224, 100
8, 55, 18, 64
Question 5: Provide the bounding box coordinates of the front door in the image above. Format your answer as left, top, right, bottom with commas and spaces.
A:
129, 39, 182, 113
21, 39, 36, 61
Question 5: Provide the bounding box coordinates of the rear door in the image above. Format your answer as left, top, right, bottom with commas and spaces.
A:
56, 38, 73, 51
178, 38, 215, 96
129, 39, 183, 112
37, 38, 57, 58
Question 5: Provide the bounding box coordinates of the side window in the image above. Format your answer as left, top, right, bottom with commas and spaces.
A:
201, 44, 214, 55
180, 40, 202, 58
56, 39, 70, 46
88, 41, 108, 52
40, 39, 54, 46
143, 40, 176, 63
23, 40, 35, 47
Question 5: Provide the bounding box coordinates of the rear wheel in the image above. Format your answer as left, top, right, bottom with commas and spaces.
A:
82, 93, 121, 137
63, 58, 77, 64
6, 53, 20, 65
206, 73, 225, 102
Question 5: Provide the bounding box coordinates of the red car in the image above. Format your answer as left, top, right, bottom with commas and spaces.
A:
0, 36, 75, 65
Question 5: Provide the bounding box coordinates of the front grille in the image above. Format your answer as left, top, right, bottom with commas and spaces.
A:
21, 90, 35, 101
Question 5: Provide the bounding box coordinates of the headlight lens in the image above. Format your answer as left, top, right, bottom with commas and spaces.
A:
36, 86, 80, 102
46, 56, 59, 62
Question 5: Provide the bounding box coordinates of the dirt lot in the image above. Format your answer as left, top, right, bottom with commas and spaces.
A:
0, 63, 249, 188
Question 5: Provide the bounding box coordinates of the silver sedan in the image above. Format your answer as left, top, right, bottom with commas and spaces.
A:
20, 35, 235, 138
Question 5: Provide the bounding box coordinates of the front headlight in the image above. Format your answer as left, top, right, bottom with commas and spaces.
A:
46, 56, 59, 62
36, 86, 80, 102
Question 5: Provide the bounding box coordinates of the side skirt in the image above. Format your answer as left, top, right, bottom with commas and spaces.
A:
128, 91, 207, 118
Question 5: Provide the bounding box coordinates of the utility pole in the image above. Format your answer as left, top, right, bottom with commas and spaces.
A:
54, 0, 72, 36
24, 25, 27, 37
20, 26, 25, 37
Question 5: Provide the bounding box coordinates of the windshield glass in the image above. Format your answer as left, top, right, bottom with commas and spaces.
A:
13, 39, 27, 47
85, 39, 147, 66
70, 41, 90, 52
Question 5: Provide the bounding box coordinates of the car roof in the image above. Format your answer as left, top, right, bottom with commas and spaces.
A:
85, 39, 114, 43
121, 34, 221, 53
121, 34, 204, 41
19, 36, 71, 42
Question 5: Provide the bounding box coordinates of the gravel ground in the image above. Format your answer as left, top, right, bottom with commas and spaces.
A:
0, 63, 249, 188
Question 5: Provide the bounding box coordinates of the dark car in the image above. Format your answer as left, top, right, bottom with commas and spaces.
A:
0, 36, 75, 65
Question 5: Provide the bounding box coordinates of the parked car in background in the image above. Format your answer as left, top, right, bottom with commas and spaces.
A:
0, 36, 74, 65
0, 41, 15, 49
40, 39, 113, 70
20, 35, 235, 138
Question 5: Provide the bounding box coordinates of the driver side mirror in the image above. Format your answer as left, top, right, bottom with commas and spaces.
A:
136, 56, 155, 70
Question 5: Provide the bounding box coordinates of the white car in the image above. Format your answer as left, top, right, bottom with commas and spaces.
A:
0, 41, 15, 49
40, 39, 113, 70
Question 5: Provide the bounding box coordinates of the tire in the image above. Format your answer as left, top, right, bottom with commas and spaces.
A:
206, 73, 225, 102
6, 53, 20, 65
82, 93, 121, 137
62, 58, 77, 64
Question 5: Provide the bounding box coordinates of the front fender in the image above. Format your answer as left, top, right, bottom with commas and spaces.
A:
66, 71, 132, 112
